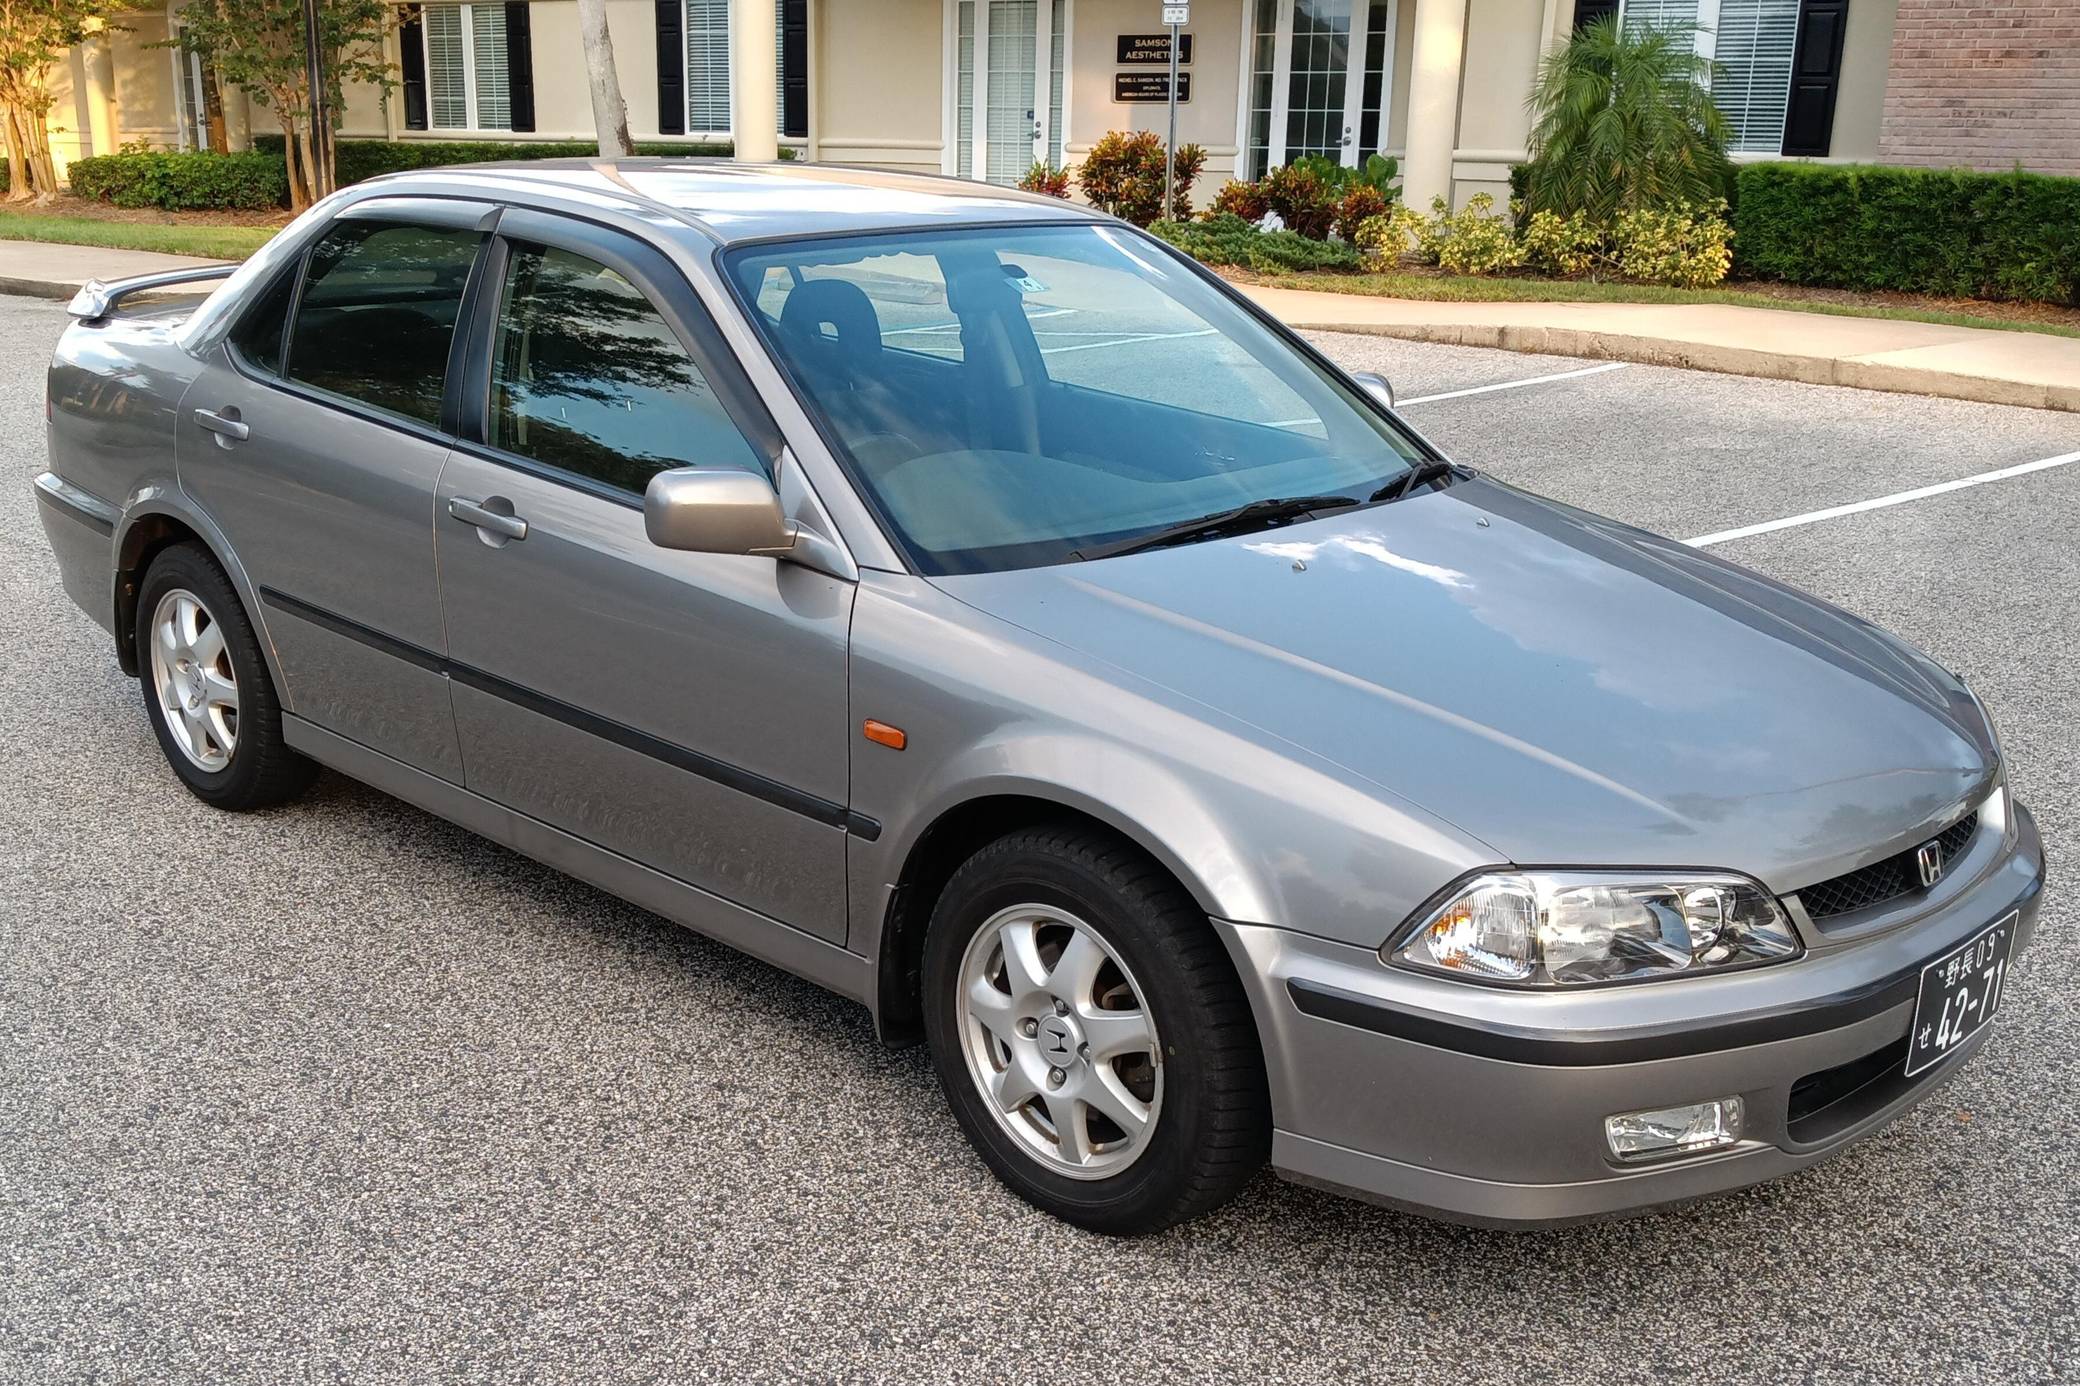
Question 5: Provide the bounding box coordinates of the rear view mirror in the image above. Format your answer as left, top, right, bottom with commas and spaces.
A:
1350, 370, 1395, 410
644, 468, 798, 556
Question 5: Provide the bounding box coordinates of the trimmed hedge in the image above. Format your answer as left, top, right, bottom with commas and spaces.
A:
67, 150, 289, 211
1732, 162, 2080, 306
253, 134, 734, 187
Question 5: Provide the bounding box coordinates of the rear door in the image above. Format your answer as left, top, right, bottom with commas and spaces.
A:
433, 210, 855, 941
179, 198, 495, 781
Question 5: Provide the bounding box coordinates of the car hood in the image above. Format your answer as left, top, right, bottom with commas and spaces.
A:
931, 477, 1996, 889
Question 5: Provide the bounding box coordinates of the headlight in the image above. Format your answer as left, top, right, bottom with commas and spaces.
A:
1389, 871, 1801, 986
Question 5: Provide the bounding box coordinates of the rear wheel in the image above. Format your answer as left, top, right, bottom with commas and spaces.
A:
136, 543, 316, 810
922, 824, 1270, 1233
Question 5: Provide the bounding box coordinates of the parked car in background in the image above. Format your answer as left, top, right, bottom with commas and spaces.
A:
34, 163, 2044, 1231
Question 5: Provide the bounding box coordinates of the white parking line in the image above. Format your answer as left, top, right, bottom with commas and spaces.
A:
1686, 449, 2080, 548
1396, 361, 1630, 407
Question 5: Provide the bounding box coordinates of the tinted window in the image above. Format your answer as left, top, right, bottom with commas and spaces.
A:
489, 242, 763, 493
228, 267, 295, 374
286, 221, 481, 426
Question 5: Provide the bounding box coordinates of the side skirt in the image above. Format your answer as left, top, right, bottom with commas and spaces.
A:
284, 714, 878, 1008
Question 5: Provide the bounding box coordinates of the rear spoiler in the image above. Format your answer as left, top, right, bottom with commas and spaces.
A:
66, 264, 239, 324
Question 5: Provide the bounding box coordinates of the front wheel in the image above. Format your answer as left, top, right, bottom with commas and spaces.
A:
922, 825, 1270, 1233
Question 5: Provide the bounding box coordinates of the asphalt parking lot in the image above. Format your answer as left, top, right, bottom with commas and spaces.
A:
2, 290, 2074, 1384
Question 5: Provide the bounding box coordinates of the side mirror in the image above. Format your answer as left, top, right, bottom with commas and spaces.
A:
643, 467, 798, 556
1350, 370, 1396, 410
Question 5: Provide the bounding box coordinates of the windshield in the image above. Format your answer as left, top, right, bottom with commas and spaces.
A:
725, 223, 1430, 575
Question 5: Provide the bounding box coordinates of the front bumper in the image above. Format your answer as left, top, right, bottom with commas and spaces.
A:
1218, 801, 2046, 1228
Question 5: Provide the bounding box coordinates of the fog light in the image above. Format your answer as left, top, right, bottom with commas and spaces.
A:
1605, 1096, 1744, 1162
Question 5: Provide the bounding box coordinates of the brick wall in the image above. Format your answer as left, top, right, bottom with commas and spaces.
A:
1877, 2, 2080, 174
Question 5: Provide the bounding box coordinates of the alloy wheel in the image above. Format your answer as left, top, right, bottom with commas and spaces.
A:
149, 587, 239, 773
954, 903, 1164, 1179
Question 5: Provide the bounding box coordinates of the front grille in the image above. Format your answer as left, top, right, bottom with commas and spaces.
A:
1796, 811, 1979, 922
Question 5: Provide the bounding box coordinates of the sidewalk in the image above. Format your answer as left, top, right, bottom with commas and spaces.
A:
1241, 283, 2080, 413
4, 236, 2074, 412
0, 240, 227, 300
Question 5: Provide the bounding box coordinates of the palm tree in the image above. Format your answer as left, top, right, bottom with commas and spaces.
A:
1523, 15, 1731, 220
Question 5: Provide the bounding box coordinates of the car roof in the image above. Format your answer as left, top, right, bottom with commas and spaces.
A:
365, 159, 1102, 245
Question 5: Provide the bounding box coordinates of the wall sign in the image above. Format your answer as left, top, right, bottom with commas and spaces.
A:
1113, 71, 1191, 103
1117, 33, 1193, 64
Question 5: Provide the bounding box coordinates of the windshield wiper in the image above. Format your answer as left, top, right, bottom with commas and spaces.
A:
1369, 460, 1461, 504
1072, 494, 1361, 562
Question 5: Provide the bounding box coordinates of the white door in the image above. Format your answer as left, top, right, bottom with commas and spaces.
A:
951, 0, 1067, 183
1241, 0, 1398, 179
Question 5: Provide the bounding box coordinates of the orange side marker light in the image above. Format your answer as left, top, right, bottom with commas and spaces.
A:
863, 719, 908, 751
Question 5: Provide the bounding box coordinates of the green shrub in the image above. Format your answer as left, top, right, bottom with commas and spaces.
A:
252, 135, 734, 188
1520, 207, 1603, 276
1611, 201, 1732, 287
1733, 162, 2080, 305
1152, 213, 1361, 272
67, 150, 289, 210
1076, 130, 1203, 224
1427, 193, 1523, 275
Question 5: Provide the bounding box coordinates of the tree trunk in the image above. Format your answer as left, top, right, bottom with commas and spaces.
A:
202, 66, 228, 155
14, 95, 61, 204
2, 104, 30, 204
280, 114, 310, 210
574, 0, 634, 157
295, 117, 320, 207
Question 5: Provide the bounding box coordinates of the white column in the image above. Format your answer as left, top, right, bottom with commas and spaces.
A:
1402, 0, 1467, 211
81, 21, 119, 158
732, 0, 780, 160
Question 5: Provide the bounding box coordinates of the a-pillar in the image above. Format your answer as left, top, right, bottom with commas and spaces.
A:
731, 0, 779, 161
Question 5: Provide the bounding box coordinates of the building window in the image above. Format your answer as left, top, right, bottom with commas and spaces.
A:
1621, 0, 1800, 155
425, 3, 511, 131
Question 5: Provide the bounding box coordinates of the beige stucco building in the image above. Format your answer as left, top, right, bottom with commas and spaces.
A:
35, 1, 2080, 210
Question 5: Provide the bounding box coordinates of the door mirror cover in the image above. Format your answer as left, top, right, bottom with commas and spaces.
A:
1350, 370, 1395, 410
644, 468, 798, 556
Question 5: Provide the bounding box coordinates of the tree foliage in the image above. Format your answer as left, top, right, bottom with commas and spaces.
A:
168, 0, 393, 209
1523, 15, 1730, 221
0, 0, 129, 202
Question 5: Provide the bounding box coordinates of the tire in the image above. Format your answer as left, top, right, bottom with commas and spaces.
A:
135, 542, 317, 810
922, 824, 1270, 1234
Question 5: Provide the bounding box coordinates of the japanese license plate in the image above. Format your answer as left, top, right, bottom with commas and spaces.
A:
1904, 912, 2017, 1077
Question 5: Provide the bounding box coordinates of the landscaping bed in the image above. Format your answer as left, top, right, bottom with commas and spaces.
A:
1229, 264, 2080, 339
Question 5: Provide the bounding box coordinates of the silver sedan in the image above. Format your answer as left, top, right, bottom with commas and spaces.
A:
33, 162, 2044, 1232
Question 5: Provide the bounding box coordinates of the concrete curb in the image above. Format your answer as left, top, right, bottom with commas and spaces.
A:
0, 275, 80, 303
1284, 319, 2080, 413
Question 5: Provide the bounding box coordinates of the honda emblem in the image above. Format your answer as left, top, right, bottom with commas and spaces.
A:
1916, 840, 1944, 889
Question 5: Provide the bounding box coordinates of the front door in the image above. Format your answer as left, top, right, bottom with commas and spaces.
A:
951, 0, 1068, 183
433, 211, 854, 942
1243, 0, 1399, 179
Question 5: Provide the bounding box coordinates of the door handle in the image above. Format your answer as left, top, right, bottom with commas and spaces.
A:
194, 406, 248, 443
448, 496, 528, 541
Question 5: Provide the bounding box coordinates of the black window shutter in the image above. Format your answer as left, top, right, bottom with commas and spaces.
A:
1573, 0, 1620, 30
506, 2, 535, 132
399, 4, 428, 131
656, 0, 685, 136
1782, 0, 1849, 156
780, 0, 808, 140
